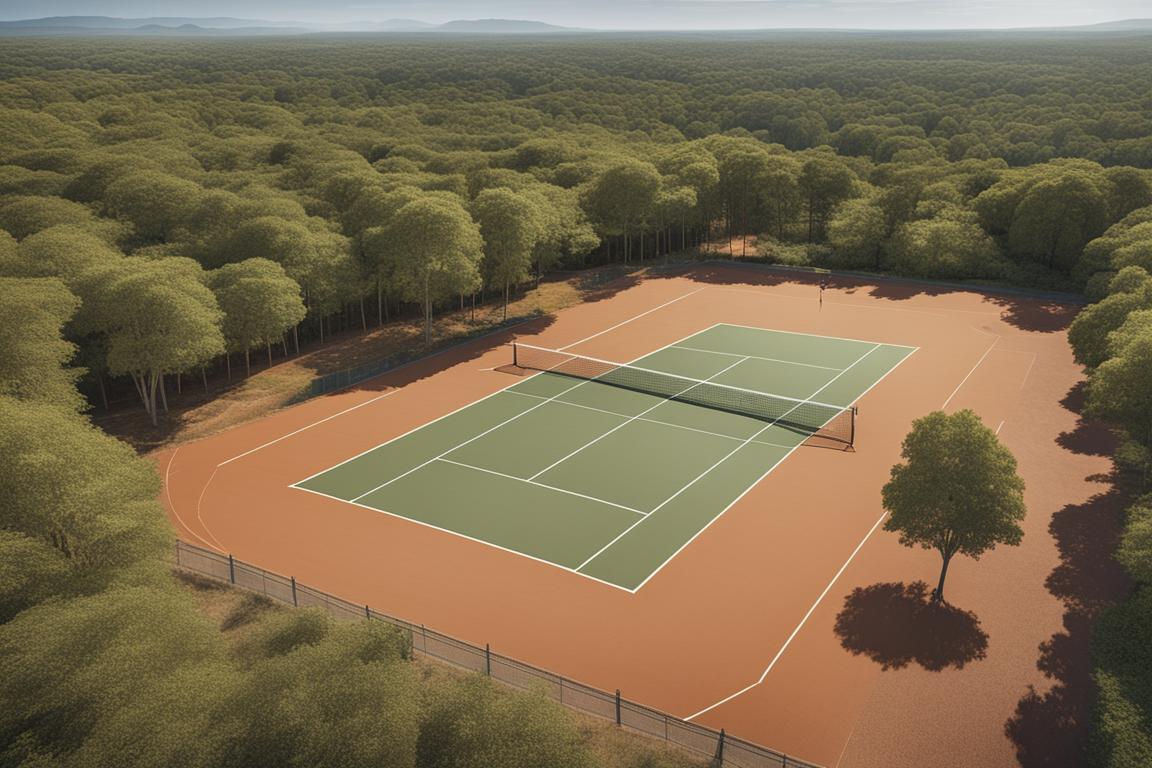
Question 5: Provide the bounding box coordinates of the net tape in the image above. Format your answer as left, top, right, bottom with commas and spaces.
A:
513, 343, 855, 445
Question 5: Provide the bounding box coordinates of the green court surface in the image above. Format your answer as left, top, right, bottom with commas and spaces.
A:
293, 323, 915, 591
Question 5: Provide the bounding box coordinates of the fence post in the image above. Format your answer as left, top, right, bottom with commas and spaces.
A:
290, 576, 298, 607
615, 689, 622, 725
228, 554, 235, 584
712, 728, 726, 768
485, 644, 491, 676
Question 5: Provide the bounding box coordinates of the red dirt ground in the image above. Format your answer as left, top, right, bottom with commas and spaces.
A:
159, 265, 1125, 767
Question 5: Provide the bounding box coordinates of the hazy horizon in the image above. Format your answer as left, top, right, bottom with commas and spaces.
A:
0, 0, 1147, 31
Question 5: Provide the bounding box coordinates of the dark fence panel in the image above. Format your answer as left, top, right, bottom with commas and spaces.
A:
174, 541, 819, 768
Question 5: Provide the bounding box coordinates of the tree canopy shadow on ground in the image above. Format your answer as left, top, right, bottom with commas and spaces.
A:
1056, 382, 1120, 458
1003, 378, 1129, 767
833, 581, 989, 672
653, 260, 1081, 334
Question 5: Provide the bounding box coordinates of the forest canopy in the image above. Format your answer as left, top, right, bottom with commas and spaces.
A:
2, 33, 1152, 418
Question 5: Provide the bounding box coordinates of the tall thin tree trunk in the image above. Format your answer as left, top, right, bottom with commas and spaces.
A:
360, 296, 367, 332
175, 372, 182, 395
503, 282, 509, 321
159, 373, 169, 414
933, 552, 954, 603
377, 281, 384, 327
267, 342, 273, 367
97, 373, 108, 410
226, 353, 232, 380
201, 366, 208, 394
245, 349, 251, 377
293, 326, 299, 355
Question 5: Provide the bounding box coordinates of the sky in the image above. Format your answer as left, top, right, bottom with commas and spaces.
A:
0, 0, 1147, 30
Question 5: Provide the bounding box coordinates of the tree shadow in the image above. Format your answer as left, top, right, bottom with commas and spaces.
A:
833, 581, 989, 671
1056, 381, 1119, 459
1004, 488, 1129, 767
650, 260, 1082, 332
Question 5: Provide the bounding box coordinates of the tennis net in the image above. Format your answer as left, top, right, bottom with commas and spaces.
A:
513, 343, 856, 447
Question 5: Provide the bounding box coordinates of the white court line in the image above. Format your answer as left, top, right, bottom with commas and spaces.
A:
557, 287, 706, 350
349, 377, 591, 502
941, 335, 1000, 409
295, 326, 707, 489
504, 390, 798, 450
996, 420, 1006, 435
219, 389, 400, 467
717, 321, 919, 351
292, 484, 636, 594
685, 509, 891, 721
1019, 352, 1038, 391
527, 356, 750, 482
164, 447, 224, 552
436, 458, 647, 517
194, 465, 227, 551
576, 344, 881, 573
342, 331, 708, 502
630, 341, 918, 593
670, 344, 843, 371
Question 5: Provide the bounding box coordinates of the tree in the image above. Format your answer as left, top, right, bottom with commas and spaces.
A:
211, 259, 307, 375
2, 225, 122, 282
882, 410, 1026, 603
380, 196, 483, 344
0, 586, 231, 768
799, 156, 856, 242
827, 197, 887, 269
0, 278, 83, 411
581, 160, 660, 263
887, 216, 999, 279
90, 259, 225, 425
416, 676, 591, 768
1007, 170, 1110, 273
1068, 267, 1152, 369
1089, 325, 1152, 447
472, 188, 541, 320
103, 171, 204, 243
221, 612, 421, 768
0, 396, 170, 590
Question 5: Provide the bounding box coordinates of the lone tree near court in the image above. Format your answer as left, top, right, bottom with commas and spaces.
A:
882, 410, 1026, 603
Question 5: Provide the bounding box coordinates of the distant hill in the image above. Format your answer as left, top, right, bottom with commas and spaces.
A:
1070, 18, 1152, 31
0, 15, 577, 37
437, 19, 574, 33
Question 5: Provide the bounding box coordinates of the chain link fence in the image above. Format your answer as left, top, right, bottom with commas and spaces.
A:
175, 541, 819, 768
302, 313, 541, 400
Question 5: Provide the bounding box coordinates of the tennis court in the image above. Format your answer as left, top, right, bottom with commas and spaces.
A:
293, 323, 915, 591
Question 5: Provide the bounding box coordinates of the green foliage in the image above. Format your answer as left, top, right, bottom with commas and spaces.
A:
1092, 590, 1152, 768
887, 216, 1000, 279
0, 586, 231, 768
0, 278, 83, 410
210, 258, 306, 371
1069, 269, 1152, 369
380, 195, 483, 342
1115, 498, 1152, 584
417, 676, 592, 768
1088, 327, 1152, 445
0, 396, 170, 588
882, 409, 1026, 601
222, 616, 421, 768
472, 187, 542, 317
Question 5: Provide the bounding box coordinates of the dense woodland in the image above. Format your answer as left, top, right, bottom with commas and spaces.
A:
3, 32, 1152, 767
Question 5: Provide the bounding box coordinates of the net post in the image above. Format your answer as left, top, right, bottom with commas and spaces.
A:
615, 689, 622, 725
290, 576, 298, 607
228, 554, 235, 584
512, 342, 518, 368
485, 643, 492, 676
851, 405, 857, 448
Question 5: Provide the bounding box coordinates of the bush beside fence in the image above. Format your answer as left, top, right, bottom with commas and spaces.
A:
174, 540, 819, 768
